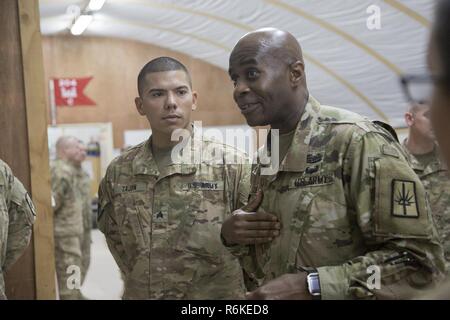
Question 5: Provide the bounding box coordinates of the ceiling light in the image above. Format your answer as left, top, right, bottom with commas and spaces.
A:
87, 0, 106, 11
70, 14, 93, 36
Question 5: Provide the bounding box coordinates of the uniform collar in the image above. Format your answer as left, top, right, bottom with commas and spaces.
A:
402, 139, 447, 173
259, 95, 320, 174
132, 125, 198, 177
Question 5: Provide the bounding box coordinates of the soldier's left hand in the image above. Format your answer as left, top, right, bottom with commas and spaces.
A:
245, 273, 312, 300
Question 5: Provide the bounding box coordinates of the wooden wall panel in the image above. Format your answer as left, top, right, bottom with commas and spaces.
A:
18, 0, 56, 300
0, 0, 35, 300
42, 36, 246, 149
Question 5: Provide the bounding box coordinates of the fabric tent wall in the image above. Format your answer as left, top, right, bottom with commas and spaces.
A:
40, 0, 436, 129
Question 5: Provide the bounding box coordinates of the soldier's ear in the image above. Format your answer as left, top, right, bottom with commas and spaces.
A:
191, 91, 198, 111
289, 61, 305, 87
135, 97, 145, 116
405, 111, 415, 127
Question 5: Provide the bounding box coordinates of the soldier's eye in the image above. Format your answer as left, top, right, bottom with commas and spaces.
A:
247, 69, 259, 80
151, 91, 163, 97
230, 76, 238, 87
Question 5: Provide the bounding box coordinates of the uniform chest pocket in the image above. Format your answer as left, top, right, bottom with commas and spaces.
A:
171, 191, 225, 265
253, 190, 316, 279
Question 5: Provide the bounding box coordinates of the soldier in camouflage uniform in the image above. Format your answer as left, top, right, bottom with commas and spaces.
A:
402, 103, 450, 268
51, 136, 87, 300
222, 28, 446, 300
75, 142, 92, 284
410, 0, 450, 299
98, 57, 250, 299
0, 159, 36, 299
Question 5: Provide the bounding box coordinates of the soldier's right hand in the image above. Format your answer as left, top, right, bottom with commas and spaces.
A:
221, 190, 280, 245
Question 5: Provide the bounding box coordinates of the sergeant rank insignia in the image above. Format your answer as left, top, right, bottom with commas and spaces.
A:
153, 208, 168, 223
391, 179, 419, 218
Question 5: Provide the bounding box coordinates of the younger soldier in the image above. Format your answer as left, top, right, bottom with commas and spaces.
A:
0, 159, 36, 299
98, 57, 250, 299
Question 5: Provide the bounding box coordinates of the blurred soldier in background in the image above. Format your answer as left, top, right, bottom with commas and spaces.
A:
402, 102, 450, 270
75, 141, 92, 285
51, 136, 88, 300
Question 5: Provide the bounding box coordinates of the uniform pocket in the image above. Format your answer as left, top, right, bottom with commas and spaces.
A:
171, 188, 225, 265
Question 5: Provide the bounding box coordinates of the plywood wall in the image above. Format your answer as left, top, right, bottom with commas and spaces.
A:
42, 36, 246, 149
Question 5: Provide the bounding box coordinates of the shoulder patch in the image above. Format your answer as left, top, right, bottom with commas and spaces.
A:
391, 179, 419, 218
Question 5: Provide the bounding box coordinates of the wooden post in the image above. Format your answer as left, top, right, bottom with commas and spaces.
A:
0, 0, 56, 299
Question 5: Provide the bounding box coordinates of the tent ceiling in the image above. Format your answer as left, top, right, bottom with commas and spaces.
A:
39, 0, 435, 127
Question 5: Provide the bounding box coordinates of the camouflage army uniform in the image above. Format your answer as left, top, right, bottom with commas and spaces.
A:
402, 141, 450, 268
75, 167, 92, 284
228, 96, 446, 299
0, 159, 36, 299
98, 130, 250, 299
51, 159, 84, 300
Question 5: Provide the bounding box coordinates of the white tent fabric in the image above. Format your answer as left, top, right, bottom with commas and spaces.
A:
39, 0, 436, 128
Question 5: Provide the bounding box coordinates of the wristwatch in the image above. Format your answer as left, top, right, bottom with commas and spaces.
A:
306, 271, 321, 299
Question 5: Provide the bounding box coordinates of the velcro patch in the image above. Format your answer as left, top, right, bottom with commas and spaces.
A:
153, 207, 168, 224
114, 182, 147, 194
391, 179, 419, 218
182, 181, 224, 191
382, 145, 400, 158
306, 153, 323, 164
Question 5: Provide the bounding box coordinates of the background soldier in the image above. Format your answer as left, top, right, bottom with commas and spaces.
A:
98, 57, 251, 299
0, 159, 36, 299
51, 136, 87, 300
75, 141, 92, 285
222, 28, 446, 300
403, 102, 450, 269
415, 0, 450, 299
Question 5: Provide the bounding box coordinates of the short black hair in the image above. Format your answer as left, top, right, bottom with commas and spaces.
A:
137, 56, 192, 96
435, 0, 450, 80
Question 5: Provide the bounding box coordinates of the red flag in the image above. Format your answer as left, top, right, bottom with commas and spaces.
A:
53, 77, 96, 107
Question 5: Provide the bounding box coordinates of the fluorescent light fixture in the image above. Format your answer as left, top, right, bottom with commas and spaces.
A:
70, 14, 93, 35
88, 0, 106, 11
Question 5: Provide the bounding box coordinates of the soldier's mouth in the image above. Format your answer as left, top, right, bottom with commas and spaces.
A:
162, 114, 181, 120
239, 102, 261, 115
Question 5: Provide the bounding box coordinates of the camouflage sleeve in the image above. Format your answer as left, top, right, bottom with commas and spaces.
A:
51, 170, 70, 214
97, 173, 130, 275
4, 176, 36, 271
220, 159, 252, 257
316, 129, 446, 299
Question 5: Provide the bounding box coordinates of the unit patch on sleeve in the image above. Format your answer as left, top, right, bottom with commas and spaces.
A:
391, 179, 419, 218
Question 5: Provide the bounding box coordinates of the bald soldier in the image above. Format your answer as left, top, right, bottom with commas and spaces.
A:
221, 28, 446, 299
98, 57, 250, 299
403, 102, 450, 269
51, 136, 88, 300
0, 159, 36, 299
